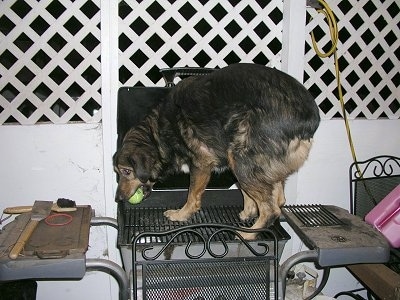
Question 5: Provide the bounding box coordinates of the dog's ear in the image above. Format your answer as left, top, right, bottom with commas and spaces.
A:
129, 153, 152, 183
112, 151, 118, 167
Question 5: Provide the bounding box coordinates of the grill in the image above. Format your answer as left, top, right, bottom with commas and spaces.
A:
282, 204, 390, 268
119, 205, 289, 246
117, 190, 290, 300
283, 204, 345, 227
116, 70, 292, 299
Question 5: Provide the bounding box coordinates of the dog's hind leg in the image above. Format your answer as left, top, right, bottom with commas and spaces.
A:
239, 188, 258, 221
164, 165, 212, 221
236, 181, 284, 240
275, 181, 286, 207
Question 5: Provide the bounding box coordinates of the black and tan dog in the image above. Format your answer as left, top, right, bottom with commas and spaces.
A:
114, 63, 320, 239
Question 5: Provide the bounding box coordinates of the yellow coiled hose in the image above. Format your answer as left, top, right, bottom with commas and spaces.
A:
310, 0, 361, 174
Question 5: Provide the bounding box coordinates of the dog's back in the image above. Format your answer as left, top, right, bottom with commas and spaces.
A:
166, 63, 320, 161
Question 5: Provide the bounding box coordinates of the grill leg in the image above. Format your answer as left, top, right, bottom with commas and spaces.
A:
86, 259, 130, 300
280, 250, 319, 299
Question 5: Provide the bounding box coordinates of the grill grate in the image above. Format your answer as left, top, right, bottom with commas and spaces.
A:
284, 205, 345, 227
119, 205, 289, 246
118, 201, 288, 300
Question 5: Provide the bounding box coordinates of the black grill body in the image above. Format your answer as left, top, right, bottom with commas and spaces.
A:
116, 78, 291, 299
117, 189, 290, 300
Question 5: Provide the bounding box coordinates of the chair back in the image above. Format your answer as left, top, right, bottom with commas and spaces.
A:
349, 155, 400, 218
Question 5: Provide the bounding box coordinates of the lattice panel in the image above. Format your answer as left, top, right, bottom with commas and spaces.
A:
118, 0, 283, 87
304, 0, 400, 119
0, 0, 101, 125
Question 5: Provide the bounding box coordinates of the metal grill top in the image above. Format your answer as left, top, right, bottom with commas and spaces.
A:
283, 205, 345, 227
118, 204, 290, 246
282, 205, 390, 267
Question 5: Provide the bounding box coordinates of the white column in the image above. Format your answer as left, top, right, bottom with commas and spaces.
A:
280, 0, 309, 260
101, 1, 120, 299
281, 0, 308, 82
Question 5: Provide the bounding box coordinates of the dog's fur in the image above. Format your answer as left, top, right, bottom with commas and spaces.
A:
114, 63, 320, 239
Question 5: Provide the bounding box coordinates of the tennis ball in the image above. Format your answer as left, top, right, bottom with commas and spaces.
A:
128, 187, 144, 204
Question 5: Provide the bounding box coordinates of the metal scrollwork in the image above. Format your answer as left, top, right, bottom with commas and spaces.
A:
132, 223, 277, 261
207, 228, 271, 258
134, 229, 207, 261
352, 155, 400, 179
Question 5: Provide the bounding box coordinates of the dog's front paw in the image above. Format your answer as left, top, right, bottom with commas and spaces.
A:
164, 209, 189, 222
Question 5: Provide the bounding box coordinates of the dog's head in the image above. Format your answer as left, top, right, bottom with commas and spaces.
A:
113, 144, 156, 202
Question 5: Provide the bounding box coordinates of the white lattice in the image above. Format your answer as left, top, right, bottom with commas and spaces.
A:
0, 0, 101, 125
1, 0, 398, 125
118, 0, 283, 87
304, 0, 400, 119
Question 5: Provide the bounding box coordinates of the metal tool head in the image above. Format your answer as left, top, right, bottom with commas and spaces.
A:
31, 200, 53, 221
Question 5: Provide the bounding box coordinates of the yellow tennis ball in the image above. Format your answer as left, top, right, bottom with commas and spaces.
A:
128, 187, 144, 204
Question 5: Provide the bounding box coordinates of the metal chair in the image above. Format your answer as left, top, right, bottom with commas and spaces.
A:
342, 155, 400, 299
131, 223, 281, 300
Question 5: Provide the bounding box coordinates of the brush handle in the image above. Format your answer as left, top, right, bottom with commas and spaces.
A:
4, 204, 76, 214
9, 220, 39, 259
3, 206, 33, 214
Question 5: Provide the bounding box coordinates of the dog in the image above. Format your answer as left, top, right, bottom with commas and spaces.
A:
114, 63, 320, 239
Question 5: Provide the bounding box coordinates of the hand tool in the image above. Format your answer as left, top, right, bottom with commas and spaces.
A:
9, 201, 53, 259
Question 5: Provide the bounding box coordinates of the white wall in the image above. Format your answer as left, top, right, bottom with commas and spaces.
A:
0, 123, 119, 300
0, 118, 399, 299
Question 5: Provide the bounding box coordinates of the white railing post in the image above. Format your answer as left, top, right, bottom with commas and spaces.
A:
100, 1, 120, 299
281, 0, 308, 82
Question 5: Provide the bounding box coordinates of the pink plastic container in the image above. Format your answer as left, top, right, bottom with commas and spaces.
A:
365, 184, 400, 248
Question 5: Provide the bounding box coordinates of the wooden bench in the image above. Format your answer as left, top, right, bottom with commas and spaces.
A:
347, 264, 400, 300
